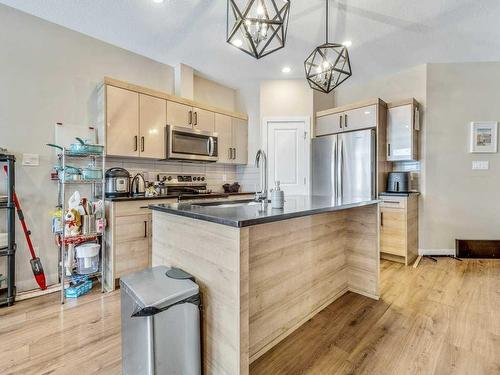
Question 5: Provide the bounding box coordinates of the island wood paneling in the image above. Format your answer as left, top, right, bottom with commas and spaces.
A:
248, 211, 348, 361
345, 204, 380, 298
151, 204, 380, 374
152, 211, 249, 375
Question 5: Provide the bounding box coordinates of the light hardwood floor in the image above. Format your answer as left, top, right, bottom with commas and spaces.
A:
1, 259, 500, 375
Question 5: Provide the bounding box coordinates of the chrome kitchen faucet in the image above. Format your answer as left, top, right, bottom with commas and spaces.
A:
255, 149, 268, 202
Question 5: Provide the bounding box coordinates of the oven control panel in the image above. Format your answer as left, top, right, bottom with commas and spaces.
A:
157, 173, 206, 186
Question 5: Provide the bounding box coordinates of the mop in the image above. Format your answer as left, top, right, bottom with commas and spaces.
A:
3, 166, 47, 290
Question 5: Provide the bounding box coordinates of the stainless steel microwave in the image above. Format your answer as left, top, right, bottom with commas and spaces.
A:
166, 125, 218, 162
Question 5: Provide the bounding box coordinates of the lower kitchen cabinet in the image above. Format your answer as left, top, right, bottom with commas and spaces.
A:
380, 194, 418, 266
104, 194, 255, 290
104, 198, 176, 290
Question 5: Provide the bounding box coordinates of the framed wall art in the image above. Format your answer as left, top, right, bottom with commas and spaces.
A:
470, 121, 498, 153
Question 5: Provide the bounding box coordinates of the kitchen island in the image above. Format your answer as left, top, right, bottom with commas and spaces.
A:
150, 196, 380, 375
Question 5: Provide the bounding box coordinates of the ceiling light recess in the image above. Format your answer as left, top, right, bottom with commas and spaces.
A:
304, 0, 352, 93
226, 0, 291, 59
282, 66, 291, 73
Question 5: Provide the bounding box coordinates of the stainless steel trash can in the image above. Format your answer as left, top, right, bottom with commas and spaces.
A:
120, 266, 201, 375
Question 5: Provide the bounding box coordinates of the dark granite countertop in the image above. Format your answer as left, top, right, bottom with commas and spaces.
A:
149, 196, 380, 228
379, 191, 420, 197
106, 191, 256, 202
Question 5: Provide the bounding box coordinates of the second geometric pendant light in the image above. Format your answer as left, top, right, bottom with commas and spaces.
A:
304, 0, 352, 93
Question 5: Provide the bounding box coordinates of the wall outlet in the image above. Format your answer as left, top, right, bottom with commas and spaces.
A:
22, 153, 39, 166
472, 160, 489, 170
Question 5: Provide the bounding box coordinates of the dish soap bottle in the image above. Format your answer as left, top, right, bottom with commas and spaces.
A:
271, 181, 285, 209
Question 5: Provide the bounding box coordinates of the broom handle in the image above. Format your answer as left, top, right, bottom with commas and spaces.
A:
3, 165, 37, 259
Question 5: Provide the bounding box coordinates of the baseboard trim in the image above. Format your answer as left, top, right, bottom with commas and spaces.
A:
418, 248, 456, 256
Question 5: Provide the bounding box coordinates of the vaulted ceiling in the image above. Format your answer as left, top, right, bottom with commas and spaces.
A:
2, 0, 500, 90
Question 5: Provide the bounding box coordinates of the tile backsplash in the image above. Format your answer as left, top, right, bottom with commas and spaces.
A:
106, 158, 238, 193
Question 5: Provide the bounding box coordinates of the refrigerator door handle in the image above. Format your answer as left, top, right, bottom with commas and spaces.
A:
337, 138, 344, 202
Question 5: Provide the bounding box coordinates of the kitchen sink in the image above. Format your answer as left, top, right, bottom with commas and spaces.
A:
192, 199, 270, 208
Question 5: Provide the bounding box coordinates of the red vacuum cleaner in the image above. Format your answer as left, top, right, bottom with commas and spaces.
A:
3, 166, 47, 290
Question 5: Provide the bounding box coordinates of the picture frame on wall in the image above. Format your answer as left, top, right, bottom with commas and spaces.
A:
470, 121, 498, 153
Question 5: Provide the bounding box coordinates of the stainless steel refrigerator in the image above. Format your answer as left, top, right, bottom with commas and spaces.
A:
312, 129, 376, 202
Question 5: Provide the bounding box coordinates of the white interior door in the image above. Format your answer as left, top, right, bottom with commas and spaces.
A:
266, 119, 310, 195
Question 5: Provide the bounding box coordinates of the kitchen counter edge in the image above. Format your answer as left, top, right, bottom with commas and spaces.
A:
149, 199, 381, 228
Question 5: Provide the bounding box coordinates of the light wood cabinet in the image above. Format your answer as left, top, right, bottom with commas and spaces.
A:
344, 105, 377, 131
387, 99, 420, 161
193, 107, 215, 132
380, 194, 418, 265
232, 117, 248, 164
105, 86, 167, 159
166, 102, 215, 132
215, 114, 248, 165
99, 78, 248, 161
139, 94, 166, 159
167, 101, 192, 128
316, 103, 377, 136
104, 198, 177, 290
106, 86, 139, 157
215, 113, 233, 163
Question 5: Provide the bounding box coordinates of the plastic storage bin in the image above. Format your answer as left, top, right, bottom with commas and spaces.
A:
120, 266, 201, 375
75, 243, 100, 274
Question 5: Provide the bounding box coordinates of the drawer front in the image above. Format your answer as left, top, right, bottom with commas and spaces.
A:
379, 196, 406, 209
115, 238, 150, 278
380, 208, 406, 256
115, 214, 149, 241
114, 198, 177, 216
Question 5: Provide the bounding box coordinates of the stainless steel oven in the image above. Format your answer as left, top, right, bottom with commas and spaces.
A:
166, 125, 218, 162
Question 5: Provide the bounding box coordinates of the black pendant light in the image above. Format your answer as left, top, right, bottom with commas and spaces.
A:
226, 0, 291, 59
304, 0, 352, 93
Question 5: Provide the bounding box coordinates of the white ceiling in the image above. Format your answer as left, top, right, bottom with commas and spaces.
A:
2, 0, 500, 91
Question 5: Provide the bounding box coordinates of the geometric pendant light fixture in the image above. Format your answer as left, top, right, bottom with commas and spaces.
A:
226, 0, 291, 59
304, 0, 352, 93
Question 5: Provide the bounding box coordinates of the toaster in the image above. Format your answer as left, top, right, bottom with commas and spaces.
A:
387, 172, 411, 193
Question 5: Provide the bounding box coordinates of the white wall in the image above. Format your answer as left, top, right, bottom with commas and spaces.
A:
423, 62, 500, 251
194, 75, 236, 112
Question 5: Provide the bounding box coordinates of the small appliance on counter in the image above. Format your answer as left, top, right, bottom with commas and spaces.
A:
386, 172, 411, 193
130, 173, 146, 197
223, 182, 240, 193
105, 167, 130, 198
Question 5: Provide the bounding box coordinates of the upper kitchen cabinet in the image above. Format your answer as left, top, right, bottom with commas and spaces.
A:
215, 114, 248, 165
192, 107, 215, 132
166, 101, 192, 129
106, 85, 140, 157
99, 77, 248, 160
215, 114, 232, 163
315, 99, 381, 137
232, 117, 248, 164
166, 103, 214, 132
139, 94, 166, 159
387, 99, 420, 161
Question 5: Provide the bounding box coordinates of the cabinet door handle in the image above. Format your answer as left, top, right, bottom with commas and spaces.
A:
387, 143, 391, 157
344, 114, 348, 127
188, 110, 192, 125
380, 212, 383, 226
141, 136, 145, 152
144, 221, 147, 237
194, 111, 198, 126
134, 136, 138, 151
339, 115, 343, 129
228, 148, 232, 159
233, 148, 236, 160
383, 200, 400, 205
